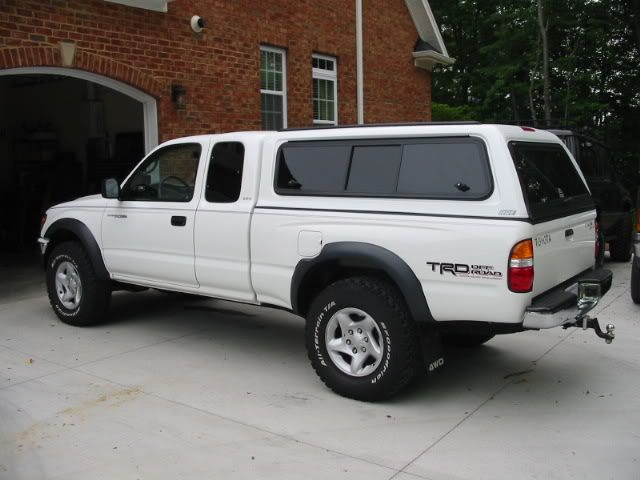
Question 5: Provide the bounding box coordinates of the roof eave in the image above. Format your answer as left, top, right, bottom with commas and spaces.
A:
412, 50, 455, 71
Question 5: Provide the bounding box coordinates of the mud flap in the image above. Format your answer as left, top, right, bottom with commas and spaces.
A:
418, 326, 445, 375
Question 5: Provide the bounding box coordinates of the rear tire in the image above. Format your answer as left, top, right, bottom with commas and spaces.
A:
609, 216, 633, 262
46, 241, 111, 326
631, 258, 640, 305
442, 333, 495, 348
305, 277, 420, 401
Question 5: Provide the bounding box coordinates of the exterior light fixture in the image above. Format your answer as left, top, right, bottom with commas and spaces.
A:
171, 84, 186, 109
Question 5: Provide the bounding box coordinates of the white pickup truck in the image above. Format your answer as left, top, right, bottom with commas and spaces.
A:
39, 123, 615, 400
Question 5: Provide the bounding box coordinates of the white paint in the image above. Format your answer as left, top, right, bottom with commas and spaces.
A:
311, 54, 338, 126
43, 125, 595, 326
355, 0, 364, 124
104, 0, 173, 13
404, 0, 450, 58
0, 67, 158, 153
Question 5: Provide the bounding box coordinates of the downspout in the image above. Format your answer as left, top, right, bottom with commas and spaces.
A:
356, 0, 364, 124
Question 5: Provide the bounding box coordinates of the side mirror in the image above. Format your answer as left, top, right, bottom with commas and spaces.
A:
101, 178, 121, 199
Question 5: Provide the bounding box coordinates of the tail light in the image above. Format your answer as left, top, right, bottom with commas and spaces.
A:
40, 213, 47, 229
508, 239, 534, 293
595, 220, 602, 259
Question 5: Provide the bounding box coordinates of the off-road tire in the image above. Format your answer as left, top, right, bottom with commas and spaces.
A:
631, 258, 640, 305
609, 216, 633, 262
442, 333, 495, 348
305, 277, 421, 401
46, 241, 111, 326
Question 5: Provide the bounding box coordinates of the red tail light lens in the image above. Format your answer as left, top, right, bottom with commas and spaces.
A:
40, 213, 47, 229
595, 220, 602, 259
508, 239, 534, 293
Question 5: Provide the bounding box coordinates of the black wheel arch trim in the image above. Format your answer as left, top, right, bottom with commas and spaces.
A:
43, 218, 110, 281
291, 241, 434, 323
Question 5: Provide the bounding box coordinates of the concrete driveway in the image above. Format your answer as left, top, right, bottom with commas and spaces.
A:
1, 260, 638, 480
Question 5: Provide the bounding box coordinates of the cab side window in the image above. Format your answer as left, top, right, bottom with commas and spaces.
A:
205, 142, 245, 203
121, 143, 201, 202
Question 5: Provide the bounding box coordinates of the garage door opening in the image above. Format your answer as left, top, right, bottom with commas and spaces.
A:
0, 70, 157, 257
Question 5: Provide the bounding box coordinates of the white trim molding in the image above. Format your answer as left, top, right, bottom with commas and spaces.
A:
404, 0, 455, 70
0, 66, 158, 153
259, 45, 288, 130
413, 50, 455, 72
104, 0, 174, 13
312, 54, 338, 126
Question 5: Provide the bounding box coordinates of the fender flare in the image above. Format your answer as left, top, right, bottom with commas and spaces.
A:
291, 242, 434, 323
43, 218, 110, 281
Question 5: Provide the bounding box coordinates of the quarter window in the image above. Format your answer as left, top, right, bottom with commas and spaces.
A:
120, 143, 201, 202
312, 54, 338, 125
205, 142, 245, 203
260, 46, 287, 130
275, 138, 492, 199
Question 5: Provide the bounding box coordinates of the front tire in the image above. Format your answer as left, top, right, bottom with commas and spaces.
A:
46, 241, 111, 326
305, 277, 420, 401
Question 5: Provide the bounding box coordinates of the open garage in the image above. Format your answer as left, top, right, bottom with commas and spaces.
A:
0, 68, 156, 268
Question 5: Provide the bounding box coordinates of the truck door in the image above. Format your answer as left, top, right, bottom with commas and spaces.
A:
102, 141, 205, 287
194, 139, 257, 302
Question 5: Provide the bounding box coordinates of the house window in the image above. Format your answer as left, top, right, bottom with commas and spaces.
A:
312, 54, 338, 125
260, 46, 287, 130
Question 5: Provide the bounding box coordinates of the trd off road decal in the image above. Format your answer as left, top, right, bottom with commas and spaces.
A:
426, 262, 502, 280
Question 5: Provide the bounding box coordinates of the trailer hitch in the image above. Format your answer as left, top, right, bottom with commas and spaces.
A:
562, 281, 615, 344
563, 316, 615, 344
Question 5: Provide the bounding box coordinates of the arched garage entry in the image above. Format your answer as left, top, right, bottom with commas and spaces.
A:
0, 67, 158, 254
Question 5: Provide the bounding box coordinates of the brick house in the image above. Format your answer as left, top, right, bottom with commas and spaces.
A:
0, 0, 452, 250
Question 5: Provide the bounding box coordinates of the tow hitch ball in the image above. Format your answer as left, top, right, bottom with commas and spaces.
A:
563, 281, 615, 344
564, 317, 616, 344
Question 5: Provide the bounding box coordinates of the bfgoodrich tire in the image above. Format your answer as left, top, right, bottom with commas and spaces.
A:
305, 277, 420, 401
46, 241, 111, 326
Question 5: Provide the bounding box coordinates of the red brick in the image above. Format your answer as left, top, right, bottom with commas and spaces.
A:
0, 0, 432, 139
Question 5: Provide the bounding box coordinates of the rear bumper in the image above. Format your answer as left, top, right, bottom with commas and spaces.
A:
523, 268, 612, 330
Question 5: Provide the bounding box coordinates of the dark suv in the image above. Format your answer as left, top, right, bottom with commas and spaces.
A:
549, 130, 636, 262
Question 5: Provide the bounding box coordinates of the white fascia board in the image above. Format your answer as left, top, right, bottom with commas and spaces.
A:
404, 0, 452, 59
104, 0, 174, 13
413, 50, 456, 71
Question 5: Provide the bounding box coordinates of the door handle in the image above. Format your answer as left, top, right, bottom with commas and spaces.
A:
565, 228, 574, 238
171, 216, 187, 227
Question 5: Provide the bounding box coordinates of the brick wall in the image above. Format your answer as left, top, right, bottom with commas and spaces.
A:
0, 0, 432, 142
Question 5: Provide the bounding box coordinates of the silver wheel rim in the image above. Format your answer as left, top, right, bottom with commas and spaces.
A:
55, 261, 82, 310
325, 307, 384, 377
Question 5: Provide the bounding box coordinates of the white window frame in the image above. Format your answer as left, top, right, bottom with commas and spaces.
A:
312, 53, 338, 125
260, 45, 287, 129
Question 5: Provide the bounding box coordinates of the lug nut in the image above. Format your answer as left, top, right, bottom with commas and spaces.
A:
361, 347, 366, 352
352, 348, 358, 354
348, 329, 353, 335
364, 337, 369, 343
346, 339, 352, 345
357, 328, 362, 334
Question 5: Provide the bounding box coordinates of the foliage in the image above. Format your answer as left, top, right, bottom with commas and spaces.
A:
430, 0, 640, 193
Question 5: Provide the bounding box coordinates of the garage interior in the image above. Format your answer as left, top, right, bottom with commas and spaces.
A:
0, 74, 145, 265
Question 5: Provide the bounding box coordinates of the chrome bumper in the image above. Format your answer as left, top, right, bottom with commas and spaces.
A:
522, 268, 615, 343
37, 237, 49, 255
